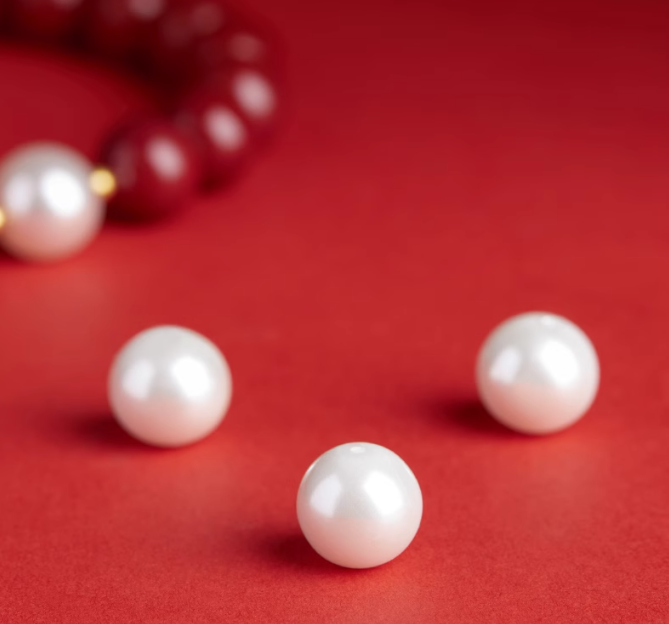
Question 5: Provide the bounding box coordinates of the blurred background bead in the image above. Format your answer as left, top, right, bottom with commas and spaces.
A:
0, 143, 104, 262
193, 25, 269, 72
203, 67, 279, 139
108, 325, 233, 448
101, 117, 202, 221
297, 443, 423, 569
174, 88, 252, 186
186, 16, 284, 84
230, 69, 278, 133
81, 0, 168, 61
8, 0, 84, 42
476, 312, 600, 435
146, 0, 235, 86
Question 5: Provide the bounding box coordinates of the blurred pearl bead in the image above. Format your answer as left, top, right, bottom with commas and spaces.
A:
476, 312, 600, 435
0, 143, 104, 262
297, 443, 423, 569
108, 326, 232, 448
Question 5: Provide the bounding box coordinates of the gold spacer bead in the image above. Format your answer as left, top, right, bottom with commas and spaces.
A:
89, 167, 117, 198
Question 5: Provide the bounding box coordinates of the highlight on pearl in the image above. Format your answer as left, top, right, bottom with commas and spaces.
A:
0, 143, 105, 262
297, 442, 423, 569
476, 312, 600, 435
108, 326, 233, 448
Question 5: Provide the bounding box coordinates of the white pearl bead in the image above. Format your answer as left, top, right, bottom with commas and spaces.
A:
108, 326, 232, 448
476, 312, 600, 435
0, 143, 104, 262
297, 443, 423, 569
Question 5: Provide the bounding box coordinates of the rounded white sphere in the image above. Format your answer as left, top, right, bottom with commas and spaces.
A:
0, 143, 104, 262
297, 442, 423, 569
476, 312, 599, 435
108, 326, 233, 447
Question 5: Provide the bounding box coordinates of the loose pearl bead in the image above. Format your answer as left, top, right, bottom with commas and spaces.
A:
0, 143, 105, 262
102, 118, 202, 221
476, 312, 600, 435
108, 326, 232, 448
297, 443, 423, 569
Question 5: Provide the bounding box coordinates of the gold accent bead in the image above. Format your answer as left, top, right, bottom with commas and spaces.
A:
89, 168, 117, 198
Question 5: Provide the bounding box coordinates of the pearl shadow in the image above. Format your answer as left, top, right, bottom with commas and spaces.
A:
425, 395, 524, 440
65, 411, 165, 453
260, 533, 357, 575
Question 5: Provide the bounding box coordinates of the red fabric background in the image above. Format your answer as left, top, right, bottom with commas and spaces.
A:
1, 0, 668, 621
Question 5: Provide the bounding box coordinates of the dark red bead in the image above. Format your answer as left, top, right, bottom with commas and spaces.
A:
102, 118, 202, 221
173, 88, 253, 187
187, 17, 284, 84
8, 0, 83, 41
146, 0, 235, 85
202, 67, 280, 139
81, 0, 169, 61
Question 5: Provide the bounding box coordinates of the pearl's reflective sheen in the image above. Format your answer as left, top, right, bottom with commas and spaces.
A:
0, 143, 104, 261
108, 326, 232, 447
476, 312, 600, 435
297, 443, 423, 569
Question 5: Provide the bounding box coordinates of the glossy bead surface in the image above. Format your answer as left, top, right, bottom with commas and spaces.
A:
205, 68, 279, 138
108, 326, 232, 448
82, 0, 168, 60
0, 143, 104, 262
147, 0, 234, 84
188, 20, 281, 83
476, 312, 600, 435
9, 0, 84, 41
102, 118, 202, 221
174, 89, 252, 186
297, 443, 423, 569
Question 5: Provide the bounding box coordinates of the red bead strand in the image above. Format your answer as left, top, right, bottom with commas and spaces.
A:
0, 0, 283, 221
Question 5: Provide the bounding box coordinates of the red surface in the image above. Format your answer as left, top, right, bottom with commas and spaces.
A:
1, 0, 669, 621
